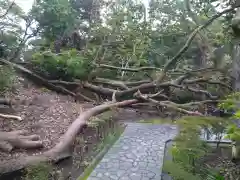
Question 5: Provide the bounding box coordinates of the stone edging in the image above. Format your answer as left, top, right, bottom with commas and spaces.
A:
77, 144, 112, 180
77, 125, 125, 180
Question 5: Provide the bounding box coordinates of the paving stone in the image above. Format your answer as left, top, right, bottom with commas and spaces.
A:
87, 123, 178, 180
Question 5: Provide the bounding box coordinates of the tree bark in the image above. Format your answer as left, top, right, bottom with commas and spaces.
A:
0, 130, 42, 152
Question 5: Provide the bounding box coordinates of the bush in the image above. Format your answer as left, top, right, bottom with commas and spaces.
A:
163, 115, 229, 180
32, 49, 93, 81
24, 163, 52, 180
0, 65, 16, 95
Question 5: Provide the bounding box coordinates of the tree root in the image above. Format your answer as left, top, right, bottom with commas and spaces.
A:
0, 130, 43, 152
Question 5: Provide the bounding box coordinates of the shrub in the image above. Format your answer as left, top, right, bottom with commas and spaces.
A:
32, 49, 93, 81
0, 65, 16, 95
24, 163, 52, 180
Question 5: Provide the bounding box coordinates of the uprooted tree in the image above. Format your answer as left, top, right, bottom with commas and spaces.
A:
0, 0, 240, 173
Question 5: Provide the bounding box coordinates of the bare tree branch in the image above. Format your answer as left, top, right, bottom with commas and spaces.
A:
155, 5, 240, 84
0, 1, 15, 19
134, 91, 203, 116
184, 78, 232, 90
0, 113, 22, 120
95, 63, 162, 72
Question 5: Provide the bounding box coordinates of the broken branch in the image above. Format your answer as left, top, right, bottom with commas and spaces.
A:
155, 6, 240, 83
0, 1, 15, 19
134, 91, 203, 116
0, 113, 22, 120
95, 63, 162, 72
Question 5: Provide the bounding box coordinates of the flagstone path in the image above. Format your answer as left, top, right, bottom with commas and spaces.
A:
87, 123, 178, 180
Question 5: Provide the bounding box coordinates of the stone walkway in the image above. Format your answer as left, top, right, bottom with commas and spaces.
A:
87, 123, 178, 180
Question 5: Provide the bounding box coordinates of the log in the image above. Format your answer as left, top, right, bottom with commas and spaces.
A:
0, 99, 138, 173
0, 113, 22, 120
0, 59, 94, 102
0, 130, 42, 152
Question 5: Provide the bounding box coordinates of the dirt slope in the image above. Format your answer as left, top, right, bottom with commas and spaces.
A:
0, 77, 158, 165
0, 77, 93, 162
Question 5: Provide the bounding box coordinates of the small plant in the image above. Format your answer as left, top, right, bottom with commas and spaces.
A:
24, 163, 53, 180
219, 92, 240, 161
163, 115, 229, 180
163, 92, 240, 179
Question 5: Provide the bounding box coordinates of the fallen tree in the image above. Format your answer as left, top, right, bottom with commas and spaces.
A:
0, 6, 238, 174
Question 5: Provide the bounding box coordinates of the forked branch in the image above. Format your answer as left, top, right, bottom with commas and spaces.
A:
155, 5, 240, 83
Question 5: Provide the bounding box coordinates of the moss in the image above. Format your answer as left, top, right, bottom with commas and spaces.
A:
40, 87, 50, 92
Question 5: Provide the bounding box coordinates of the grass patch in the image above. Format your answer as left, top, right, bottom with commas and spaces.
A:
78, 124, 124, 180
23, 162, 53, 180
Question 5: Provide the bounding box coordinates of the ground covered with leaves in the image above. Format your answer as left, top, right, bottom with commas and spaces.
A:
0, 76, 157, 179
0, 77, 84, 161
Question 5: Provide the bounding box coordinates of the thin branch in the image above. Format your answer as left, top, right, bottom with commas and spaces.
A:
134, 91, 203, 116
161, 100, 218, 109
95, 63, 162, 72
167, 83, 218, 99
48, 80, 79, 85
155, 5, 240, 83
184, 78, 232, 90
0, 113, 22, 120
93, 78, 129, 90
147, 90, 169, 100
0, 1, 15, 19
9, 19, 40, 61
0, 59, 94, 102
112, 91, 117, 102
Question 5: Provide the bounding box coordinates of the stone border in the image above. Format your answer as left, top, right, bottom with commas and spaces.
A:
77, 127, 125, 180
77, 144, 112, 180
161, 140, 174, 180
87, 123, 178, 180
